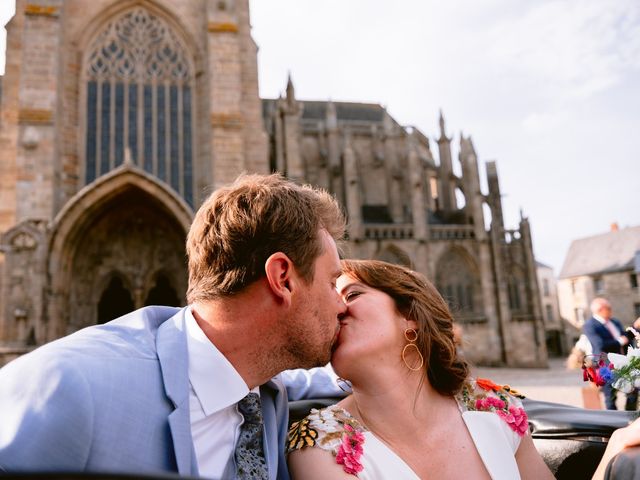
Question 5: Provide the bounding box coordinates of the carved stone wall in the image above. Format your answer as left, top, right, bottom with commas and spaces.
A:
264, 94, 547, 367
0, 220, 48, 356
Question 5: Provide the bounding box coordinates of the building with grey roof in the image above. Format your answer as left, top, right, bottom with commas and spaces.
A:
558, 225, 640, 330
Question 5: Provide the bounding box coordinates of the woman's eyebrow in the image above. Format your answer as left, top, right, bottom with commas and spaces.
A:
339, 281, 366, 295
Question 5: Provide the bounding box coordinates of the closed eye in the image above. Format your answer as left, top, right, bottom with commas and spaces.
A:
344, 291, 362, 301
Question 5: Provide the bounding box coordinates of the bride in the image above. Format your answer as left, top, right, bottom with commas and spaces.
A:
287, 259, 640, 479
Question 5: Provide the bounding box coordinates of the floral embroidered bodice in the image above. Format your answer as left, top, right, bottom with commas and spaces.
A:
287, 378, 528, 479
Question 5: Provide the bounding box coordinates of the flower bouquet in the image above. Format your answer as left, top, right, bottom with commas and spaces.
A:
582, 327, 640, 394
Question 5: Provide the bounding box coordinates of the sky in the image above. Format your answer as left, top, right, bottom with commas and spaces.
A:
1, 0, 639, 273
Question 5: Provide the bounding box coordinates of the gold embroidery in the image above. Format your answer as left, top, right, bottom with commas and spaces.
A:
288, 418, 319, 451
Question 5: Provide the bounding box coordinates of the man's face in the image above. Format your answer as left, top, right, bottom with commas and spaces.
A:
599, 302, 613, 320
285, 230, 346, 368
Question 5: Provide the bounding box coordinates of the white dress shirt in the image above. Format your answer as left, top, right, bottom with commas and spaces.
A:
185, 307, 257, 479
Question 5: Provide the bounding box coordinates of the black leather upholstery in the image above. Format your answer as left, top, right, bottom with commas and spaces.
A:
524, 398, 634, 438
524, 398, 635, 479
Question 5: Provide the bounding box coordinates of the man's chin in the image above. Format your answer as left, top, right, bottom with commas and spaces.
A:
291, 346, 332, 370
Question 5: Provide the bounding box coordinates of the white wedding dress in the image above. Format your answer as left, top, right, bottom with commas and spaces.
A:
287, 379, 525, 479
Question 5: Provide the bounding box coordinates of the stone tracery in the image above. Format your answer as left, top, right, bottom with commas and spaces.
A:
84, 7, 195, 206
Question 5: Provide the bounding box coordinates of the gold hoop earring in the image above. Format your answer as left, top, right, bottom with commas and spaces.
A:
336, 377, 353, 393
402, 328, 424, 371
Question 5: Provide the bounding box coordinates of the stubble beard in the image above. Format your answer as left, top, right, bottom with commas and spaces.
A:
284, 306, 335, 370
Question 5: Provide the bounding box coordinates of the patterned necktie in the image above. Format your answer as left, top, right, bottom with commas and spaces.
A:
235, 392, 269, 479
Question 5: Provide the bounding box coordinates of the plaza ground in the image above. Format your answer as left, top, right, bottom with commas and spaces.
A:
474, 357, 632, 410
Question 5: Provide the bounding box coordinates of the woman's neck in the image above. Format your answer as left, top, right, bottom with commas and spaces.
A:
345, 370, 455, 442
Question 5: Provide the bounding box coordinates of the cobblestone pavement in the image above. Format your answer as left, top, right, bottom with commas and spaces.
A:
473, 357, 592, 408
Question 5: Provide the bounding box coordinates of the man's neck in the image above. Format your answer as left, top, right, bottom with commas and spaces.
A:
191, 293, 282, 389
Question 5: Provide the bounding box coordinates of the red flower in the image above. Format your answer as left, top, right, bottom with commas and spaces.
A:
583, 366, 607, 386
476, 378, 502, 392
335, 424, 365, 475
497, 406, 529, 436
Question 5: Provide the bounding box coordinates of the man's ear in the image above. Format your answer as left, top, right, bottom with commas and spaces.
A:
265, 252, 295, 307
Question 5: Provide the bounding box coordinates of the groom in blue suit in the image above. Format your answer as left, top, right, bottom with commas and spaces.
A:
0, 174, 347, 478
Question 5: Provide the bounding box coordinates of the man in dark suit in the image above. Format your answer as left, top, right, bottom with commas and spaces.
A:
583, 297, 637, 410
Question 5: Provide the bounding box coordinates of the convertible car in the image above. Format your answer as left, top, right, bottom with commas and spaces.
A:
0, 397, 638, 479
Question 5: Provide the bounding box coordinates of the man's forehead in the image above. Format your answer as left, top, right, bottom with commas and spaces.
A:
319, 230, 339, 256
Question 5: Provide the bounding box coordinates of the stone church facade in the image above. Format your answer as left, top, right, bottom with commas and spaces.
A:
0, 0, 547, 367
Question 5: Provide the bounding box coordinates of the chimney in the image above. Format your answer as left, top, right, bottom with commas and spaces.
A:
611, 222, 619, 232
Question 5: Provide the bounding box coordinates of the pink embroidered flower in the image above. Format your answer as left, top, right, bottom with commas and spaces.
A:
336, 424, 365, 475
475, 398, 488, 410
496, 406, 529, 436
475, 396, 505, 411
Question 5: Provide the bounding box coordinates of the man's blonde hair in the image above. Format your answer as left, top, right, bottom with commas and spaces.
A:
186, 173, 345, 302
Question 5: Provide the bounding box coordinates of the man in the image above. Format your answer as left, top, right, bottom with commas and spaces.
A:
583, 297, 636, 410
0, 174, 347, 478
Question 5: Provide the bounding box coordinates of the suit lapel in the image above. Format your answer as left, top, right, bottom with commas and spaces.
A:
599, 322, 614, 340
260, 382, 280, 480
156, 308, 197, 476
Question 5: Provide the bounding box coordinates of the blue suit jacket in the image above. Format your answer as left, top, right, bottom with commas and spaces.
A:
0, 306, 291, 479
583, 316, 625, 355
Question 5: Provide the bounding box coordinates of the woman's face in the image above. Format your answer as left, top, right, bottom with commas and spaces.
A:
332, 273, 407, 378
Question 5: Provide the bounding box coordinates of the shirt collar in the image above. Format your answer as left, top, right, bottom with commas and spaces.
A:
594, 314, 609, 324
185, 307, 250, 416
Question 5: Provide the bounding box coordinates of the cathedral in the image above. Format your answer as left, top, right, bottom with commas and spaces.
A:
0, 0, 547, 367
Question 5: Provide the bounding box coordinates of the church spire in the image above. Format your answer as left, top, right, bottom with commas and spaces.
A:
438, 109, 447, 141
286, 72, 296, 105
436, 110, 455, 211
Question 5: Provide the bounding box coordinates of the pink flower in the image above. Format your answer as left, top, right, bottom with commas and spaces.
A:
475, 396, 505, 411
487, 397, 506, 409
497, 406, 529, 436
336, 424, 365, 475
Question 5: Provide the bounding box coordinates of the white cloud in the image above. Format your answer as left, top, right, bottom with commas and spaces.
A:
522, 110, 569, 133
485, 0, 640, 99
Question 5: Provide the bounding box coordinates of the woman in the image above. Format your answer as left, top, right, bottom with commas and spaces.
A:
287, 259, 640, 479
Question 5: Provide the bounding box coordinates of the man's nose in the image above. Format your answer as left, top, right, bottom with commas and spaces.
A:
336, 292, 347, 315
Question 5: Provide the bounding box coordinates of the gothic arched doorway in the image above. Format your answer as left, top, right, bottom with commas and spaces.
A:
47, 167, 192, 338
68, 187, 187, 329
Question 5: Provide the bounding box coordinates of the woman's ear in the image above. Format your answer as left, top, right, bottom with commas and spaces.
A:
265, 252, 295, 307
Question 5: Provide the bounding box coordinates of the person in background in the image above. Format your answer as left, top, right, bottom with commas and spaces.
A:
583, 297, 637, 410
566, 334, 592, 370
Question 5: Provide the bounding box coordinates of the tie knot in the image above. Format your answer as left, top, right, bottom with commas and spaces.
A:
238, 392, 262, 424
